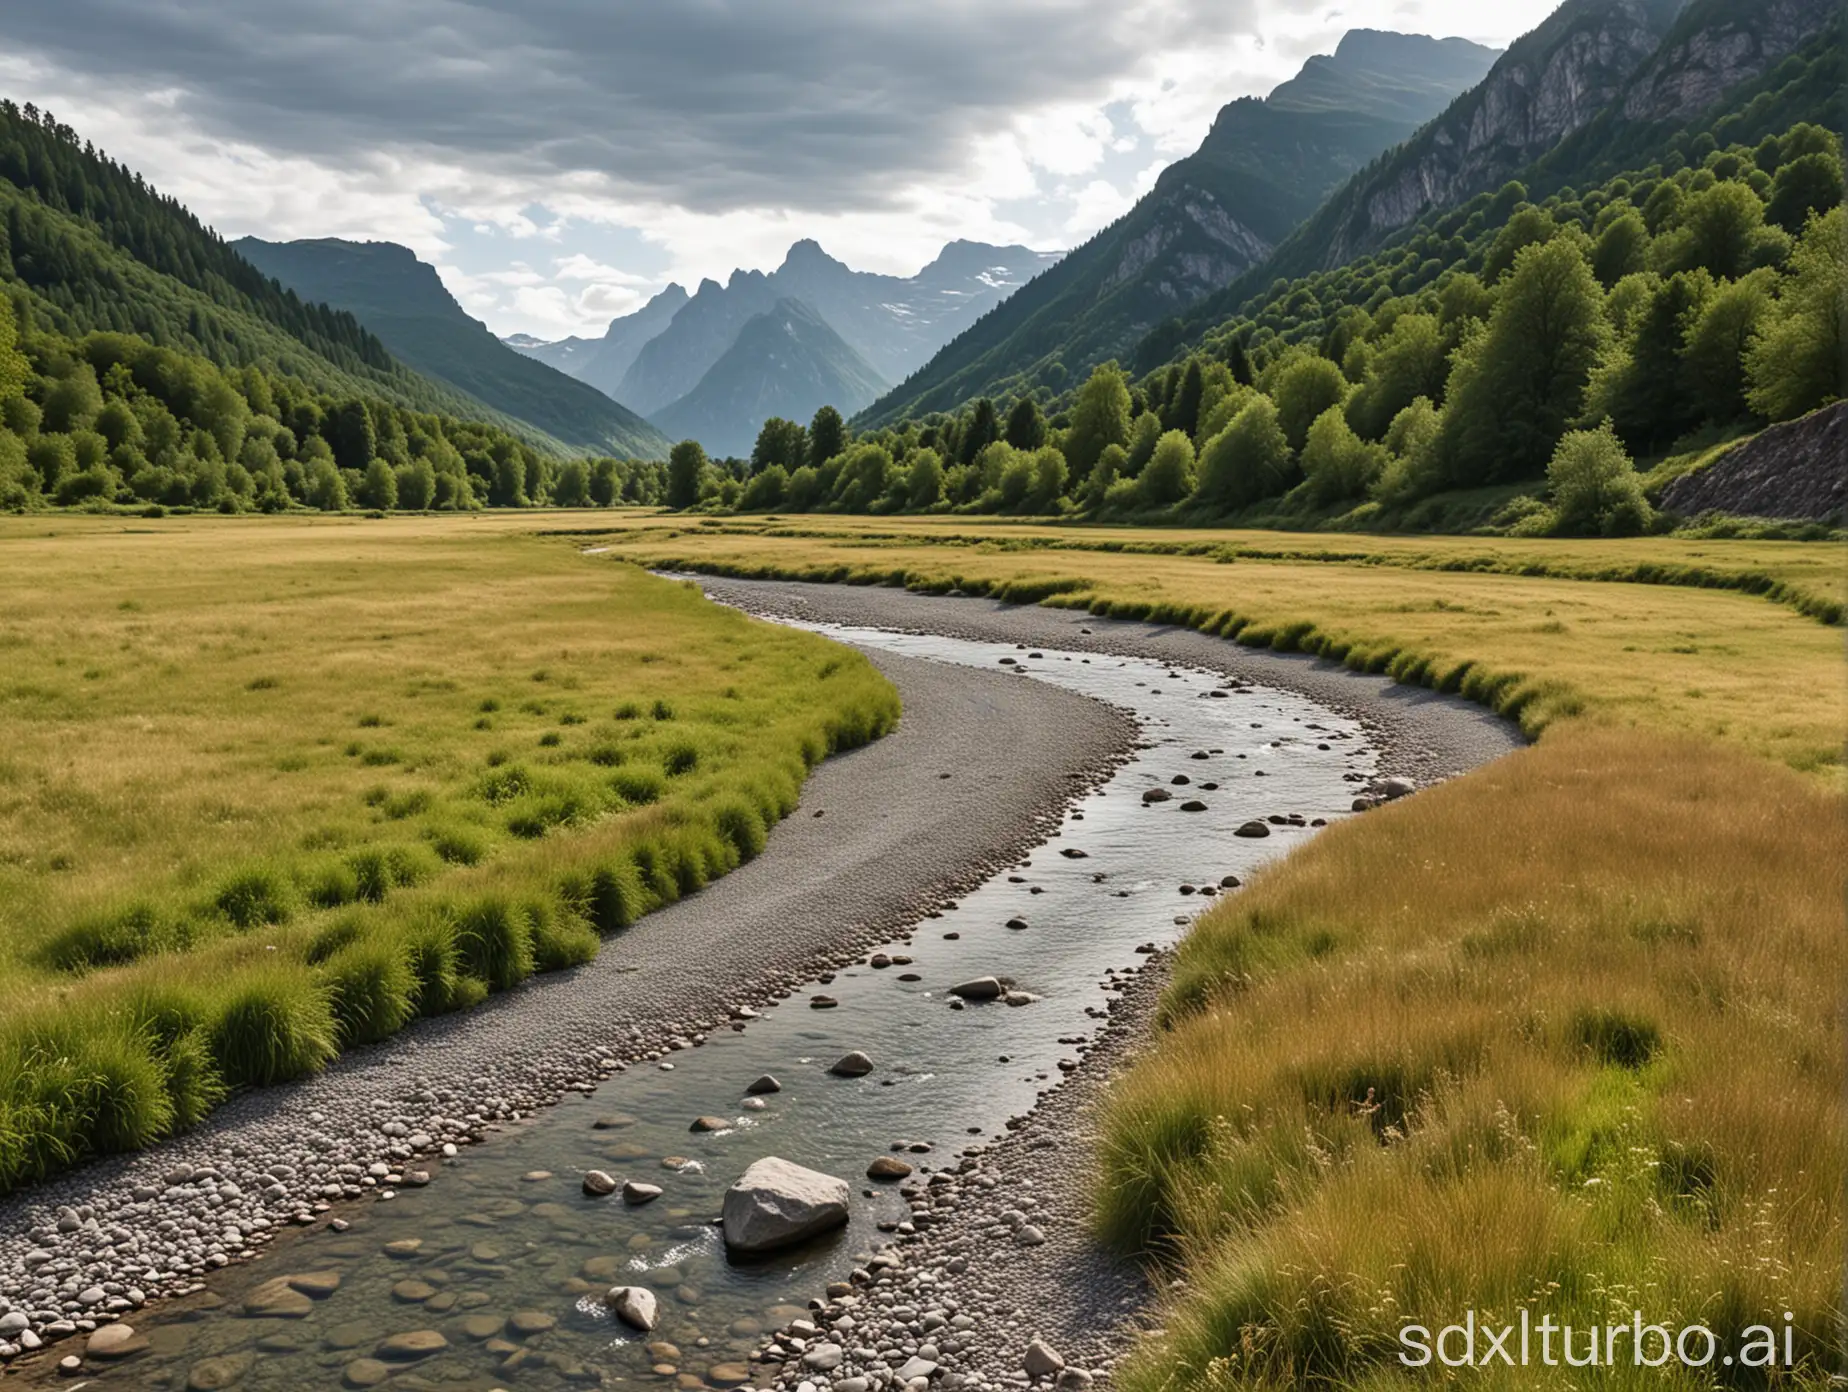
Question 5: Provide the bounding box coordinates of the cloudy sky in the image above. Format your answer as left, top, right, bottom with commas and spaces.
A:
1, 0, 1558, 342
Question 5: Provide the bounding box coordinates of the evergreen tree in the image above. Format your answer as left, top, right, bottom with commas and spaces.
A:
1003, 396, 1046, 450
324, 399, 376, 472
666, 439, 708, 509
958, 397, 1000, 466
806, 404, 847, 466
1164, 359, 1205, 438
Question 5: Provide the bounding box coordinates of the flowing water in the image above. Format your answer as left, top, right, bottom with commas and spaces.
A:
49, 625, 1377, 1391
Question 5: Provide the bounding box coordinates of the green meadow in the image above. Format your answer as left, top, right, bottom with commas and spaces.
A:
0, 514, 898, 1193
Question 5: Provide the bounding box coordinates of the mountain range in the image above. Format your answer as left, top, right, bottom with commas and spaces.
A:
503, 238, 1061, 455
233, 237, 670, 459
856, 29, 1502, 425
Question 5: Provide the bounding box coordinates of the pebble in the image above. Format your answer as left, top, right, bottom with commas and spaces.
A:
583, 1169, 618, 1196
828, 1051, 875, 1078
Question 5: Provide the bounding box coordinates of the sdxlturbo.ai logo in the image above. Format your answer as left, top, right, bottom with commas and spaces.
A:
1399, 1311, 1800, 1370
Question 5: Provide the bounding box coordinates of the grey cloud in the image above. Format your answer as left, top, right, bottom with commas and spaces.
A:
1, 0, 1275, 213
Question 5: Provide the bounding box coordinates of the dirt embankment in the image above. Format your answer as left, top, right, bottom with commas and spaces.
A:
1660, 402, 1847, 522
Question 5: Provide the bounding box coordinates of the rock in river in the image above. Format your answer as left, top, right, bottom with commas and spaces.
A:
690, 1116, 730, 1132
950, 977, 1004, 1001
828, 1051, 874, 1077
745, 1075, 782, 1095
376, 1330, 447, 1361
583, 1169, 617, 1196
722, 1157, 850, 1254
623, 1181, 664, 1205
866, 1156, 913, 1180
86, 1323, 147, 1359
608, 1285, 659, 1332
1234, 820, 1271, 838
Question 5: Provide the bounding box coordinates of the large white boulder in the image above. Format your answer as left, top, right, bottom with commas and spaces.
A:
722, 1157, 850, 1253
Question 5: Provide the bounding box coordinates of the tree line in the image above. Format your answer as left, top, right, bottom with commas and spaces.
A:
667, 121, 1841, 536
0, 312, 664, 512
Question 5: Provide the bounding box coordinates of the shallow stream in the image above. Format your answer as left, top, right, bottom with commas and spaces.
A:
48, 624, 1377, 1392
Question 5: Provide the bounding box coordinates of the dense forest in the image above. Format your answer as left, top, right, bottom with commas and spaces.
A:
658, 120, 1843, 536
0, 308, 665, 511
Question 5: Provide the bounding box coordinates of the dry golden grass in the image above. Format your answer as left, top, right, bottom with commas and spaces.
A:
1098, 727, 1844, 1388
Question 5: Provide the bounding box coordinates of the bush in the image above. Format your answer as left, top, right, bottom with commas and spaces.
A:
319, 938, 417, 1046
212, 864, 294, 929
37, 900, 193, 971
528, 903, 599, 973
207, 966, 339, 1088
450, 898, 536, 992
1547, 423, 1652, 535
1298, 406, 1387, 505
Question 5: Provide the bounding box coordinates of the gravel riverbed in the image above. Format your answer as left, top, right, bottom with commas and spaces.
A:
685, 579, 1525, 1392
0, 646, 1136, 1366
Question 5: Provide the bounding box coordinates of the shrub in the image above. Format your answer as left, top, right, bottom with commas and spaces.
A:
1546, 423, 1652, 535
37, 900, 193, 971
528, 903, 599, 973
212, 865, 294, 929
207, 966, 338, 1088
319, 938, 417, 1046
450, 898, 536, 992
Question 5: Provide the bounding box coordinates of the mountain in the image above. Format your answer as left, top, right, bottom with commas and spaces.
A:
857, 30, 1500, 426
651, 298, 888, 457
234, 238, 670, 459
594, 240, 1060, 416
504, 283, 689, 400
1153, 0, 1835, 359
1523, 0, 1842, 191
1244, 0, 1690, 286
0, 100, 562, 441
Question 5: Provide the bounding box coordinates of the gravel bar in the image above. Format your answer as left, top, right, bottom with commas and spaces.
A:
0, 646, 1136, 1358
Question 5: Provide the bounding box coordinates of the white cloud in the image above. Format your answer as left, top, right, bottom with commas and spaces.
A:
1, 0, 1561, 339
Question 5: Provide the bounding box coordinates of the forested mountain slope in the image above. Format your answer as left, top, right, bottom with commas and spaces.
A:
0, 100, 560, 445
856, 30, 1500, 426
1165, 0, 1834, 353
236, 237, 670, 459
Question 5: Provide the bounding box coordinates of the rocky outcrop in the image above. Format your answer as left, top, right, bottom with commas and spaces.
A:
1659, 403, 1847, 521
1618, 0, 1836, 123
1324, 0, 1677, 268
